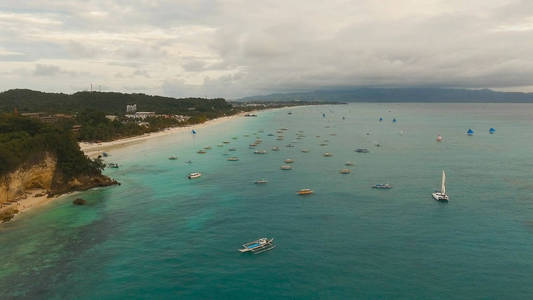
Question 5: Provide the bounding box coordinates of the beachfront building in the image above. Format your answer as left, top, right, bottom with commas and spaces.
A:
174, 115, 191, 122
125, 112, 156, 120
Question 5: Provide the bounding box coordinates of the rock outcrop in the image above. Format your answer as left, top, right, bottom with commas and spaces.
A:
0, 152, 118, 207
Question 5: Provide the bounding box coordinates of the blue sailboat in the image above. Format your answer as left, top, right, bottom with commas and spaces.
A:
489, 128, 496, 134
467, 129, 474, 136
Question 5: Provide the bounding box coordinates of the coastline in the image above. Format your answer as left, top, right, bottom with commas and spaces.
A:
80, 112, 249, 158
2, 111, 251, 224
0, 189, 62, 223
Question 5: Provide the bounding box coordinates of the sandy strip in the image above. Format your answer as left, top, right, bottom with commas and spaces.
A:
0, 189, 61, 223
79, 112, 249, 158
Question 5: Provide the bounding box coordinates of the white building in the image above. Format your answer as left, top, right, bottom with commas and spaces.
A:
126, 104, 137, 114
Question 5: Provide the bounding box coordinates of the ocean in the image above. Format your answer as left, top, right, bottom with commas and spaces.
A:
1, 103, 533, 299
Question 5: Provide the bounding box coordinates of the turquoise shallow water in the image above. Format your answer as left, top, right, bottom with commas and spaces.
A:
1, 103, 533, 299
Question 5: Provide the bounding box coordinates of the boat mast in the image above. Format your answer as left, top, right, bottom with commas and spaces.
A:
441, 170, 446, 194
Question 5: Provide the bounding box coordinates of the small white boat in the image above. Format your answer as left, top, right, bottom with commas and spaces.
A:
227, 157, 239, 161
108, 162, 119, 168
345, 161, 355, 166
168, 156, 178, 160
432, 170, 449, 201
254, 179, 268, 184
340, 169, 351, 174
254, 150, 267, 154
239, 238, 275, 254
301, 149, 309, 153
272, 146, 280, 151
323, 152, 332, 157
229, 147, 237, 151
280, 165, 292, 170
372, 184, 392, 189
188, 172, 202, 179
284, 158, 294, 163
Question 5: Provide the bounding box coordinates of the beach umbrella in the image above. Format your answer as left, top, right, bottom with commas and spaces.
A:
392, 118, 397, 123
436, 134, 443, 142
489, 128, 496, 134
379, 117, 383, 122
467, 129, 474, 136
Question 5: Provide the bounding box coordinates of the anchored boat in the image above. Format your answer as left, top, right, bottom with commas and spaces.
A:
372, 184, 392, 189
188, 172, 202, 179
239, 238, 275, 254
298, 188, 313, 195
432, 170, 449, 201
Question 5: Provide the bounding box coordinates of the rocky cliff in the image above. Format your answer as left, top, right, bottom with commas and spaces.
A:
0, 152, 117, 207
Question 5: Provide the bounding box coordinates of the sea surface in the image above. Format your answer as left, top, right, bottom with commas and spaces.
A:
1, 103, 533, 299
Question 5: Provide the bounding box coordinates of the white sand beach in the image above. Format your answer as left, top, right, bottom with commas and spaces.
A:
79, 112, 249, 158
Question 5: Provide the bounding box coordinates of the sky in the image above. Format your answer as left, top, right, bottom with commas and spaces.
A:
0, 0, 532, 98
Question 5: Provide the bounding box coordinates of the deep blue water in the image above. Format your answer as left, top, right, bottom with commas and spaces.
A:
1, 103, 533, 299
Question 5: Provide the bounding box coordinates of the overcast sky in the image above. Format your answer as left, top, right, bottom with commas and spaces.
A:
1, 0, 532, 98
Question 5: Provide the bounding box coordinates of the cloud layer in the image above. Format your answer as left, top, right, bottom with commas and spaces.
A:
1, 0, 533, 98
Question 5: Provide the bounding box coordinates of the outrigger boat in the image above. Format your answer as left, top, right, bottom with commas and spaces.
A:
239, 238, 275, 254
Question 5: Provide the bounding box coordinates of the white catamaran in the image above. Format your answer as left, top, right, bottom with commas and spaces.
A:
432, 170, 449, 201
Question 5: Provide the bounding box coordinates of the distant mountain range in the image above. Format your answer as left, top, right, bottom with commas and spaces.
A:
239, 88, 533, 103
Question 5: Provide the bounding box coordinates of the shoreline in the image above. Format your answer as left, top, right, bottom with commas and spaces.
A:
80, 112, 249, 158
0, 189, 62, 224
2, 105, 310, 225
2, 111, 252, 224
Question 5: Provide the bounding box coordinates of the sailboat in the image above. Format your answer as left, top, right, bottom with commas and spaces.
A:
432, 170, 449, 201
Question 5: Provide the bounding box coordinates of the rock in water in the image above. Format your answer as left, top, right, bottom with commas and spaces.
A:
73, 198, 87, 205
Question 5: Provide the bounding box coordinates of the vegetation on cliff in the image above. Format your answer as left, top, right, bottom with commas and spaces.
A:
0, 113, 103, 177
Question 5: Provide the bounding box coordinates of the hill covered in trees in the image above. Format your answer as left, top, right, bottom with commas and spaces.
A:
0, 113, 104, 176
0, 89, 233, 117
240, 88, 533, 103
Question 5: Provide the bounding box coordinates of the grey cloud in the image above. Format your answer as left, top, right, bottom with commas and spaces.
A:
1, 0, 533, 97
